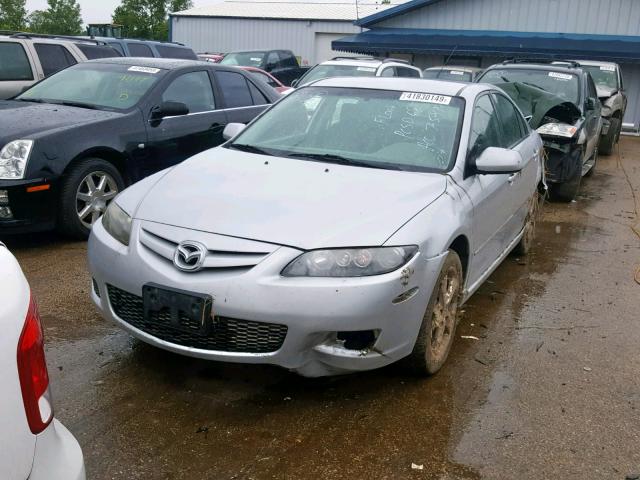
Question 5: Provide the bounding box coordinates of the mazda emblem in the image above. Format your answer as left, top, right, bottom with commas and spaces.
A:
173, 240, 207, 272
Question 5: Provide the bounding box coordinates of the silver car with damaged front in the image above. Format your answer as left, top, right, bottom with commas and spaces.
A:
88, 77, 543, 377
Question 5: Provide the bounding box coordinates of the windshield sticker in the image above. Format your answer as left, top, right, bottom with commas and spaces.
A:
356, 67, 376, 72
250, 57, 262, 62
450, 70, 464, 75
600, 65, 616, 71
548, 72, 573, 81
128, 66, 160, 74
399, 92, 452, 105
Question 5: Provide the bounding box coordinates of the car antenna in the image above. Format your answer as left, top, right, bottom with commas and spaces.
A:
440, 44, 458, 74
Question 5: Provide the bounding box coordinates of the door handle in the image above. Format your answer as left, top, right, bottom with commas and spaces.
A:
508, 173, 519, 184
210, 123, 224, 133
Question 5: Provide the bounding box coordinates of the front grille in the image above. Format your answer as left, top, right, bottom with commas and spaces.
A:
107, 285, 287, 354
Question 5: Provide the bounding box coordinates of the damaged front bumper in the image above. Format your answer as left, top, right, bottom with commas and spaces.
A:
541, 136, 583, 184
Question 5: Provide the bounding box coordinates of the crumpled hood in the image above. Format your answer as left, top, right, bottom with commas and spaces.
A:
0, 100, 122, 143
134, 148, 447, 250
596, 85, 616, 101
494, 82, 582, 128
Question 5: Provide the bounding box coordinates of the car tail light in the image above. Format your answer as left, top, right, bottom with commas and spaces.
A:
17, 295, 53, 434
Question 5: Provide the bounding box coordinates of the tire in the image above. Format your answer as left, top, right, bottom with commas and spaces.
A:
584, 148, 598, 178
57, 158, 124, 239
549, 173, 581, 202
599, 117, 620, 156
513, 193, 539, 256
406, 250, 463, 376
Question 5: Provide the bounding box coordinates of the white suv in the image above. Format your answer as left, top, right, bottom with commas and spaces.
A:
0, 32, 120, 99
293, 56, 422, 87
0, 243, 85, 479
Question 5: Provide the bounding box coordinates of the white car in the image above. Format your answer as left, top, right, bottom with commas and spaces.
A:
89, 77, 542, 377
292, 56, 422, 87
0, 243, 85, 480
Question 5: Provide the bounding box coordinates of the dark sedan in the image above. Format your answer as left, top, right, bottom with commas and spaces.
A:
0, 57, 279, 238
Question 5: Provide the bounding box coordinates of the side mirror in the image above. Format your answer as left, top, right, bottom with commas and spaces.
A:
524, 114, 533, 124
474, 147, 524, 174
223, 123, 246, 141
291, 78, 299, 88
586, 97, 597, 111
151, 101, 189, 120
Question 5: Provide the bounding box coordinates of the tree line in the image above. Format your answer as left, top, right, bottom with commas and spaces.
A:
0, 0, 192, 40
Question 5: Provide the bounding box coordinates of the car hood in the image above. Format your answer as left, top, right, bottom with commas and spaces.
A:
494, 82, 582, 128
134, 148, 447, 250
0, 100, 122, 142
596, 86, 616, 100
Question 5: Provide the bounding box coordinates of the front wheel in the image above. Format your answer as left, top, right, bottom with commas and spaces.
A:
406, 250, 463, 376
57, 158, 124, 239
513, 193, 540, 256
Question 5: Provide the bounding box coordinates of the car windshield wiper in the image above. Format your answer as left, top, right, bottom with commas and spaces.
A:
522, 82, 549, 92
227, 143, 274, 156
285, 152, 403, 170
52, 100, 101, 110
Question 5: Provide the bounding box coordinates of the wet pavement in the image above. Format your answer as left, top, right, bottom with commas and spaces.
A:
5, 137, 640, 479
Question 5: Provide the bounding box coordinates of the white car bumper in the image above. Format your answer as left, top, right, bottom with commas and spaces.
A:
88, 220, 446, 377
30, 420, 85, 480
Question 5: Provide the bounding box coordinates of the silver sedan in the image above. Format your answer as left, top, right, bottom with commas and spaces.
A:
88, 77, 543, 377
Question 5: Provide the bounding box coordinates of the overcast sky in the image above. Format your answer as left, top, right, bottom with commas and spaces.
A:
24, 0, 213, 24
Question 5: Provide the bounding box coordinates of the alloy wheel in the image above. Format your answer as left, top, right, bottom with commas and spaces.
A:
76, 171, 118, 229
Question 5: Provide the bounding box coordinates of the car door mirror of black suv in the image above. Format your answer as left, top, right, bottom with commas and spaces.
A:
151, 101, 189, 120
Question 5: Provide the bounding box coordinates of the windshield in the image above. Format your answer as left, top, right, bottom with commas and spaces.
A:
423, 69, 473, 82
480, 68, 580, 104
582, 65, 618, 91
220, 52, 265, 67
299, 64, 377, 85
16, 63, 163, 110
228, 87, 464, 173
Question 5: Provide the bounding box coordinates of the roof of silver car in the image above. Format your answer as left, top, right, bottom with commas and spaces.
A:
309, 76, 490, 97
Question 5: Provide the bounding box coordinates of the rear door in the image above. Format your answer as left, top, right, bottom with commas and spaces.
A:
143, 68, 227, 175
214, 70, 271, 124
459, 93, 516, 285
0, 41, 37, 99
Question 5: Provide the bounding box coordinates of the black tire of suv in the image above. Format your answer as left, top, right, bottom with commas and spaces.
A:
600, 117, 620, 156
57, 158, 124, 239
550, 173, 582, 202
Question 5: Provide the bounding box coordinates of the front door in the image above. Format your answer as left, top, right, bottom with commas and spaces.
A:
459, 94, 516, 287
584, 74, 602, 166
144, 70, 228, 176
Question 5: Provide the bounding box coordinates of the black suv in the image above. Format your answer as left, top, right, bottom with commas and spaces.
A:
477, 60, 602, 201
0, 57, 279, 238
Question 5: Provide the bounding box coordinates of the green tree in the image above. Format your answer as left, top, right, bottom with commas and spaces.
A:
113, 0, 192, 41
0, 0, 28, 31
28, 0, 82, 35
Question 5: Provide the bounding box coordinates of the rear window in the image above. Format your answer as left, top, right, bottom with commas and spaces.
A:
423, 69, 472, 82
155, 45, 198, 60
0, 42, 33, 81
34, 43, 77, 77
128, 43, 154, 57
76, 43, 122, 59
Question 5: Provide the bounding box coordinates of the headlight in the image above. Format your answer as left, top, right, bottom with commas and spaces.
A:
102, 201, 132, 246
536, 123, 578, 138
282, 246, 418, 277
0, 140, 33, 179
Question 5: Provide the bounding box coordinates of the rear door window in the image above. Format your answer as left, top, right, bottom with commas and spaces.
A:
396, 67, 421, 78
34, 43, 77, 76
156, 45, 198, 60
162, 71, 216, 113
216, 71, 254, 108
0, 42, 33, 81
247, 80, 269, 105
127, 43, 154, 57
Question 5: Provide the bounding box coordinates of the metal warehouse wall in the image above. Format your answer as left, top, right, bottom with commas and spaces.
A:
171, 16, 362, 65
376, 0, 640, 34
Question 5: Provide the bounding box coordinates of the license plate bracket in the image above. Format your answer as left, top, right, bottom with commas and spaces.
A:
142, 283, 213, 336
